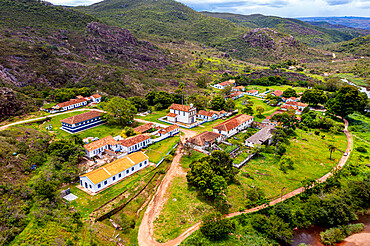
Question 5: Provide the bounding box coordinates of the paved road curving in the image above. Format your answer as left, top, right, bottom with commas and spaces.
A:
138, 119, 353, 246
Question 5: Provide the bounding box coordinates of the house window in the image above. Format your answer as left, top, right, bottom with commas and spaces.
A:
131, 167, 134, 171
126, 170, 129, 174
98, 184, 101, 188
113, 176, 116, 181
145, 160, 147, 165
140, 163, 142, 167
80, 180, 83, 186
119, 173, 121, 178
104, 180, 107, 185
89, 185, 92, 188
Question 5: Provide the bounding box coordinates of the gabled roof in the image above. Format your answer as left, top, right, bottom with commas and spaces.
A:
218, 79, 235, 86
246, 126, 275, 145
247, 89, 258, 93
133, 123, 154, 133
91, 94, 101, 99
188, 131, 222, 146
167, 112, 178, 118
285, 101, 308, 107
169, 103, 194, 112
81, 151, 149, 185
61, 110, 102, 125
56, 98, 87, 108
84, 135, 118, 152
271, 90, 283, 97
230, 91, 243, 97
119, 134, 151, 147
198, 110, 216, 117
158, 124, 179, 135
213, 114, 253, 132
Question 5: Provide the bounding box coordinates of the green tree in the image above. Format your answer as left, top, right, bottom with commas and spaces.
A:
145, 91, 157, 106
178, 82, 186, 105
326, 85, 366, 118
153, 91, 174, 109
200, 213, 234, 240
225, 99, 235, 112
241, 105, 254, 115
33, 173, 57, 200
205, 151, 237, 183
211, 95, 225, 111
328, 144, 336, 160
256, 106, 265, 116
301, 89, 328, 106
282, 88, 297, 98
195, 75, 211, 88
129, 96, 148, 112
102, 97, 137, 126
279, 155, 295, 173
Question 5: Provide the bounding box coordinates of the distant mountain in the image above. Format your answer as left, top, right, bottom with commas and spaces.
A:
201, 12, 367, 46
306, 21, 370, 37
298, 17, 370, 30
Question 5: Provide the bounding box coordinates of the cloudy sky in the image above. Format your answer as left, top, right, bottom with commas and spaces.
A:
48, 0, 370, 17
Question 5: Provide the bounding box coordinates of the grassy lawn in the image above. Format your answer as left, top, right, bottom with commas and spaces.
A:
233, 96, 279, 122
193, 118, 228, 133
152, 128, 347, 242
43, 102, 57, 108
145, 135, 180, 164
135, 109, 171, 125
347, 113, 370, 142
333, 73, 368, 87
67, 165, 155, 218
244, 85, 307, 94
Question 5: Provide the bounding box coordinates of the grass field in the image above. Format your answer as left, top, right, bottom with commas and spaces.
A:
135, 110, 171, 125
333, 73, 368, 87
145, 135, 180, 164
347, 113, 370, 142
152, 128, 348, 242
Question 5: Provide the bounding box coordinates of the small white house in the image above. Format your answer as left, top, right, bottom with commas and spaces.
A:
158, 124, 179, 137
285, 101, 308, 111
213, 79, 236, 90
188, 131, 224, 150
118, 134, 152, 154
213, 114, 254, 138
246, 89, 259, 96
271, 90, 283, 97
167, 103, 197, 124
90, 94, 102, 103
84, 135, 120, 158
79, 151, 149, 193
245, 126, 275, 147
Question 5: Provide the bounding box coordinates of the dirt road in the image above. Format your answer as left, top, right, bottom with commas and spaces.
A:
0, 108, 104, 131
138, 119, 353, 246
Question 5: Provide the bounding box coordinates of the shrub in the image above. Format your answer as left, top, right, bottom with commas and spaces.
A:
355, 146, 367, 153
320, 223, 364, 245
200, 213, 234, 240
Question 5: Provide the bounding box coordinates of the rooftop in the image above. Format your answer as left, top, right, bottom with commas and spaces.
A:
188, 131, 222, 146
91, 94, 101, 99
56, 98, 87, 108
247, 89, 258, 93
61, 110, 102, 125
81, 151, 149, 185
218, 79, 235, 86
119, 134, 151, 147
246, 125, 275, 145
169, 103, 194, 112
167, 112, 178, 118
271, 90, 283, 97
133, 123, 154, 133
198, 110, 216, 117
84, 135, 118, 152
158, 124, 179, 135
285, 101, 308, 107
213, 114, 253, 132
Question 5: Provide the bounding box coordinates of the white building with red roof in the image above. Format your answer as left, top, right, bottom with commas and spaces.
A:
61, 110, 103, 133
118, 134, 152, 154
84, 135, 120, 158
90, 94, 102, 103
158, 124, 180, 138
246, 89, 259, 96
213, 114, 254, 138
271, 90, 283, 97
167, 103, 197, 124
213, 79, 236, 89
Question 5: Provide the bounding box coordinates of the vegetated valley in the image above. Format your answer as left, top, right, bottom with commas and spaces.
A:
0, 0, 369, 246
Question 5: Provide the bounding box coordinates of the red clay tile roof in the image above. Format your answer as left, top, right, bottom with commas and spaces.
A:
233, 86, 245, 90
119, 134, 151, 147
198, 110, 216, 117
169, 103, 194, 112
188, 131, 222, 146
266, 110, 285, 120
61, 110, 102, 125
247, 89, 258, 93
285, 101, 308, 107
231, 91, 243, 97
158, 124, 179, 135
91, 94, 101, 99
84, 135, 118, 152
213, 114, 253, 132
167, 112, 178, 118
271, 90, 283, 97
56, 98, 87, 108
218, 80, 235, 86
133, 123, 154, 133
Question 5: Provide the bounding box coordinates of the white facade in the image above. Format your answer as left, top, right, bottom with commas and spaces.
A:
80, 156, 149, 193
168, 104, 197, 124
61, 100, 88, 111
213, 117, 253, 138
119, 138, 152, 154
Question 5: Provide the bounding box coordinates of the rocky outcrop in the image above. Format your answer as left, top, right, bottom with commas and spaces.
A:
242, 28, 301, 49
0, 87, 26, 120
83, 22, 170, 70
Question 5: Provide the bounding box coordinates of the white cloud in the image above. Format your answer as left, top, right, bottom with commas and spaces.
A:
46, 0, 370, 16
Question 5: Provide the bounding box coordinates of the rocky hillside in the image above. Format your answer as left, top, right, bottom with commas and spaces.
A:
201, 12, 368, 47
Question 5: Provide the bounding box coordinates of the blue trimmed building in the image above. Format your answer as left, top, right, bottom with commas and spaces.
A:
61, 111, 103, 133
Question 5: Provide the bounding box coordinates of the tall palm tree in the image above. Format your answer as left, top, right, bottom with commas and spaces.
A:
328, 144, 336, 160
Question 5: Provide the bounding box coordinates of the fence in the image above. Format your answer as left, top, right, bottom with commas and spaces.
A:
156, 142, 179, 167
233, 153, 255, 168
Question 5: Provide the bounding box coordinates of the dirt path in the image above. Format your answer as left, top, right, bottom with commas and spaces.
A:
138, 119, 353, 246
0, 108, 104, 131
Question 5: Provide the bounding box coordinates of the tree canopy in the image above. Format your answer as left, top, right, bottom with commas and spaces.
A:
102, 97, 137, 126
301, 89, 327, 106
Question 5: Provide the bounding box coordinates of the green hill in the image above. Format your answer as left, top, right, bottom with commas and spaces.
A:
201, 12, 367, 47
328, 35, 370, 57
